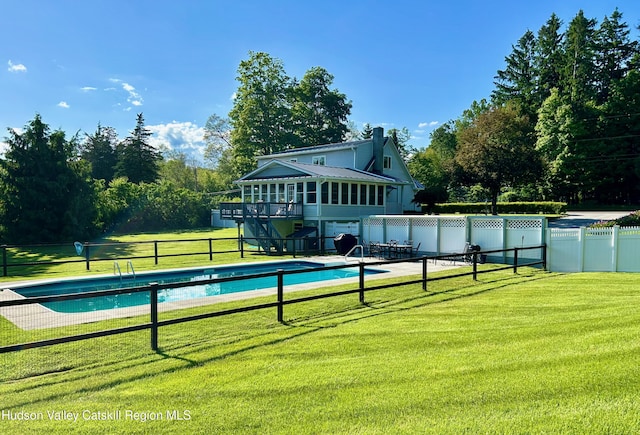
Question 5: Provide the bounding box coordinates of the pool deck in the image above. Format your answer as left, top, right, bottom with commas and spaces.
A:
0, 256, 463, 330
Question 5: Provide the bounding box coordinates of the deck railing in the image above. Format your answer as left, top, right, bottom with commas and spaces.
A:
220, 202, 303, 220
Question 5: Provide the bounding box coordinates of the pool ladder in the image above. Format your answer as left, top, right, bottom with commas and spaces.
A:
344, 244, 364, 263
114, 260, 136, 283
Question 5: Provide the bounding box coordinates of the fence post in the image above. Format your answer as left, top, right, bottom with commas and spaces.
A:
542, 243, 547, 271
359, 262, 365, 304
150, 283, 159, 351
209, 238, 213, 261
422, 256, 428, 291
85, 243, 91, 271
277, 269, 284, 323
240, 235, 245, 258
2, 245, 7, 277
513, 247, 519, 274
154, 241, 159, 265
612, 225, 619, 272
472, 252, 478, 281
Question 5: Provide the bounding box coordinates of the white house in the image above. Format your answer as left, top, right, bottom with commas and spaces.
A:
220, 127, 422, 253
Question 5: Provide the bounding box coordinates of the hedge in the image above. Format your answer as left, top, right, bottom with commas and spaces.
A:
429, 202, 567, 215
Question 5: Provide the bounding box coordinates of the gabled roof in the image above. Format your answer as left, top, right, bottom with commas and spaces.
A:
236, 160, 402, 184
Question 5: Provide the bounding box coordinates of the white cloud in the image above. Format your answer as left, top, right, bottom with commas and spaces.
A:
147, 121, 206, 162
418, 121, 439, 128
81, 86, 97, 92
57, 101, 70, 109
7, 60, 27, 73
108, 78, 144, 109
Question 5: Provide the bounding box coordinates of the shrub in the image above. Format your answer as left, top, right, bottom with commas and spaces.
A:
590, 211, 640, 228
429, 202, 567, 215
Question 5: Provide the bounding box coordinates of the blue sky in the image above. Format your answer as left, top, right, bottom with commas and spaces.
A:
2, 0, 640, 162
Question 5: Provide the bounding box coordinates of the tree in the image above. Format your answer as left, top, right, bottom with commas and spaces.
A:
159, 151, 200, 191
115, 113, 161, 184
387, 127, 415, 161
361, 123, 373, 139
593, 8, 638, 104
591, 70, 640, 203
456, 105, 541, 214
534, 13, 565, 104
0, 114, 97, 243
492, 30, 538, 117
408, 122, 458, 211
290, 66, 352, 147
561, 10, 598, 104
202, 113, 231, 168
227, 52, 353, 176
81, 123, 118, 182
229, 51, 292, 176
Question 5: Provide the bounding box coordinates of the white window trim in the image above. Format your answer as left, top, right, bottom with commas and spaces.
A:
312, 155, 326, 166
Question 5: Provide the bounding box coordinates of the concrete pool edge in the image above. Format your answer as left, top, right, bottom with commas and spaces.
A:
0, 256, 462, 330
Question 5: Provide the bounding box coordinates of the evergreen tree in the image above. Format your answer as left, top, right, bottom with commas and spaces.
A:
534, 13, 565, 104
0, 115, 97, 243
387, 127, 415, 161
81, 123, 118, 182
361, 123, 373, 139
561, 10, 598, 104
492, 30, 538, 117
593, 8, 638, 104
115, 113, 161, 184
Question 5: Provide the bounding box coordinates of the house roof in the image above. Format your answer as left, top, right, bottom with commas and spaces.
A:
236, 160, 403, 184
255, 139, 372, 161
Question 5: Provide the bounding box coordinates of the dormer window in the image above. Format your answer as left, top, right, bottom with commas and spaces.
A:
312, 155, 326, 166
383, 155, 392, 170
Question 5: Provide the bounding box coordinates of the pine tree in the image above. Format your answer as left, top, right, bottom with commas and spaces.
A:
561, 10, 598, 104
115, 113, 161, 184
361, 123, 373, 139
593, 8, 638, 104
81, 123, 118, 182
534, 13, 565, 104
492, 30, 538, 117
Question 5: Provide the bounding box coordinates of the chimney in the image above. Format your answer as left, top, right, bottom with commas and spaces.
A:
372, 127, 384, 174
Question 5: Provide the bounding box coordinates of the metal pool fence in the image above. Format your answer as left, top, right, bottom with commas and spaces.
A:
0, 245, 545, 354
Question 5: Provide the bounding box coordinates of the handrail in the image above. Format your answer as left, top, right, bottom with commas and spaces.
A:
126, 260, 136, 278
344, 244, 364, 262
113, 261, 122, 283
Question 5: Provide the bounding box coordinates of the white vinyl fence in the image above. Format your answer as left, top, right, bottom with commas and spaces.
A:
546, 226, 640, 272
361, 215, 545, 262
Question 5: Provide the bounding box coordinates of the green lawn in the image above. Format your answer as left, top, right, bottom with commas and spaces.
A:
2, 268, 640, 434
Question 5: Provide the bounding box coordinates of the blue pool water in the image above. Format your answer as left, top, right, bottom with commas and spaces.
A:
12, 261, 384, 313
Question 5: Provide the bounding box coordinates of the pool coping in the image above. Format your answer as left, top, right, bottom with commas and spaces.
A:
0, 256, 461, 330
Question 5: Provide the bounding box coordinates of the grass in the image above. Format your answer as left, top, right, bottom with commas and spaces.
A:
0, 228, 294, 283
2, 267, 640, 434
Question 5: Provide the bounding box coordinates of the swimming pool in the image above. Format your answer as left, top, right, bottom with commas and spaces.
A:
11, 261, 385, 313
